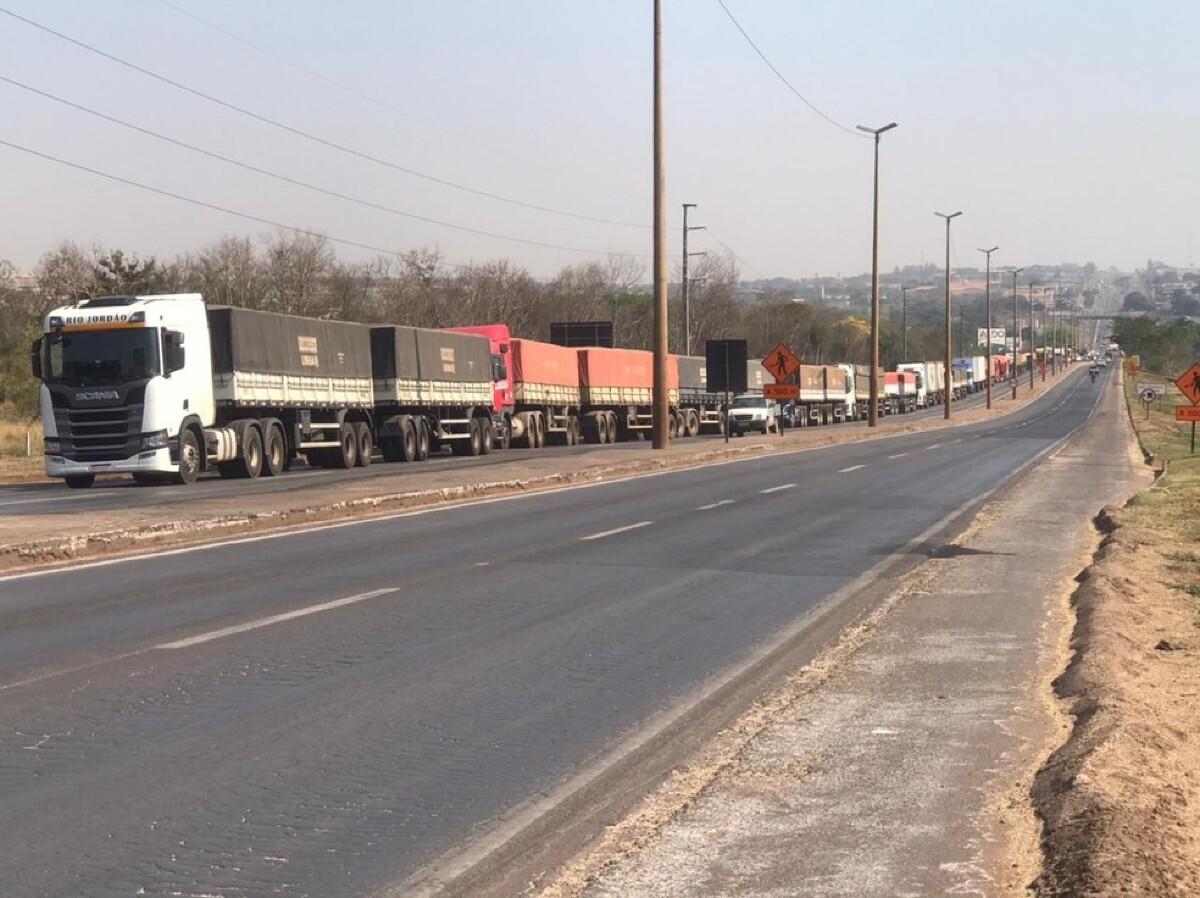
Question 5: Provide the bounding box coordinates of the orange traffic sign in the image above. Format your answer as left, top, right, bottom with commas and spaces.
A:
762, 342, 801, 383
1175, 363, 1200, 405
1177, 405, 1200, 422
763, 383, 800, 401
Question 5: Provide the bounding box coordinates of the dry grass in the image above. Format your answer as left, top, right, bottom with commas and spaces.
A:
0, 418, 45, 483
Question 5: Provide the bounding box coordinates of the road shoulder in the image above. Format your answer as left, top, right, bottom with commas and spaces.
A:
527, 369, 1147, 897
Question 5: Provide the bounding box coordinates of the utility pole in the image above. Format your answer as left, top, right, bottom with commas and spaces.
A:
858, 121, 898, 428
979, 246, 998, 409
1041, 286, 1049, 382
935, 211, 962, 420
651, 0, 669, 449
1010, 267, 1023, 400
958, 307, 965, 359
901, 285, 909, 360
680, 203, 706, 355
1047, 286, 1056, 375
1028, 280, 1037, 390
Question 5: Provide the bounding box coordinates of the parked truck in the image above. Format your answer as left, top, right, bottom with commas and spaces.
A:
370, 324, 497, 460
33, 294, 376, 487
897, 361, 946, 408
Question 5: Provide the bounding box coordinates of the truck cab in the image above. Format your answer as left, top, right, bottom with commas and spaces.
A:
443, 324, 513, 426
897, 362, 928, 407
33, 294, 211, 487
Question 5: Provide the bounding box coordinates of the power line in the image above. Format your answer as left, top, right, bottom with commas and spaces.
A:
154, 0, 568, 179
0, 5, 650, 229
703, 227, 761, 276
714, 0, 867, 139
0, 137, 485, 268
0, 74, 649, 258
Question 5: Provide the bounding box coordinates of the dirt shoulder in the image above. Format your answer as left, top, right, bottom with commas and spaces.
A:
515, 362, 1145, 898
1032, 373, 1200, 896
0, 368, 1079, 573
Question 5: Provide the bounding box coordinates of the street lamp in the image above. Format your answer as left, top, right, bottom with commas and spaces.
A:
978, 246, 999, 409
1010, 267, 1024, 399
858, 121, 898, 428
935, 210, 962, 420
1028, 280, 1037, 390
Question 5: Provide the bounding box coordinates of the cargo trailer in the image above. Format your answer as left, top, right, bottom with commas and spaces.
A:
578, 346, 682, 441
371, 325, 496, 459
33, 294, 376, 487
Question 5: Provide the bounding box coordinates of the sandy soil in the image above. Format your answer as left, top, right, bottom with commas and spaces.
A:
1032, 511, 1200, 896
1032, 370, 1200, 896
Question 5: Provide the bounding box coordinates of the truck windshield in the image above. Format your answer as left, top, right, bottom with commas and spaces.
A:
44, 328, 161, 385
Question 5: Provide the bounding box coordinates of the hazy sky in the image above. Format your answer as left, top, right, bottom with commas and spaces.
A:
2, 1, 1197, 279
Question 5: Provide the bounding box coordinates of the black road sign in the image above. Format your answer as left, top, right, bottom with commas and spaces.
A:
549, 321, 614, 348
705, 339, 748, 394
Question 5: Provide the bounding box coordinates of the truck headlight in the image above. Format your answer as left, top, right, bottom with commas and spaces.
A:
43, 437, 61, 454
140, 429, 170, 450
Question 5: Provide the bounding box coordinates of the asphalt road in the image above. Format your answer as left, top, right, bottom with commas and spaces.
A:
0, 386, 995, 517
0, 368, 1103, 897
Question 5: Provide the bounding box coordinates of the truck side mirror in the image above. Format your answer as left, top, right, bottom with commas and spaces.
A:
31, 338, 43, 380
164, 330, 186, 376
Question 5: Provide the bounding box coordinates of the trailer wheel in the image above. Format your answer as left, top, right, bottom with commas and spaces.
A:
685, 408, 700, 437
235, 426, 264, 478
597, 413, 611, 444
400, 418, 418, 462
469, 418, 484, 455
532, 413, 545, 448
65, 474, 95, 489
498, 416, 512, 451
352, 422, 372, 467
415, 419, 431, 460
479, 419, 493, 454
334, 422, 357, 469
263, 424, 285, 477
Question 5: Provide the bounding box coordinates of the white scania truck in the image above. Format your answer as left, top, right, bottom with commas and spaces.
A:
33, 293, 376, 487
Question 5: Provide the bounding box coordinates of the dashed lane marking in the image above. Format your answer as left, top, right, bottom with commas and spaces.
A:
156, 588, 400, 650
886, 452, 908, 459
759, 483, 797, 494
580, 521, 654, 541
838, 465, 866, 473
696, 499, 735, 510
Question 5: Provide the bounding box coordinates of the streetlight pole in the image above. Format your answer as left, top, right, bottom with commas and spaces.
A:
901, 285, 909, 361
858, 121, 898, 428
1010, 267, 1023, 400
680, 203, 706, 355
651, 0, 669, 449
1028, 280, 1037, 390
1047, 287, 1056, 375
1041, 286, 1049, 382
935, 210, 962, 420
979, 246, 999, 409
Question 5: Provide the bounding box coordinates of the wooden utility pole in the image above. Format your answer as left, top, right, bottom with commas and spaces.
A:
652, 0, 669, 448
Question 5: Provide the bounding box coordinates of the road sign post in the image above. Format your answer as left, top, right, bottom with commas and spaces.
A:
762, 343, 801, 440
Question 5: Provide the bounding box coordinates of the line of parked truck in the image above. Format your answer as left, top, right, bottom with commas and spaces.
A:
31, 293, 1016, 487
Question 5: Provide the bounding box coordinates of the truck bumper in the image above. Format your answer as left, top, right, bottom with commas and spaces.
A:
45, 448, 174, 478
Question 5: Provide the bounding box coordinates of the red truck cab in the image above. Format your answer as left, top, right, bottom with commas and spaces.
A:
442, 324, 514, 419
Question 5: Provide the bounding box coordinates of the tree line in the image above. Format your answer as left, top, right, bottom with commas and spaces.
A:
1, 231, 982, 421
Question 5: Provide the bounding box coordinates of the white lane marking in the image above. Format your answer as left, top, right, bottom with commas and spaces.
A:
0, 492, 108, 508
156, 588, 399, 650
0, 373, 1088, 585
838, 465, 865, 473
580, 521, 653, 541
695, 499, 735, 510
952, 438, 964, 444
474, 561, 490, 567
886, 452, 908, 459
759, 483, 796, 494
926, 443, 943, 450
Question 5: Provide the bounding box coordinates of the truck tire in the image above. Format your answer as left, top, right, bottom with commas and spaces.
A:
353, 421, 372, 467
597, 412, 610, 444
685, 408, 700, 437
235, 426, 264, 478
415, 419, 430, 460
498, 416, 512, 451
334, 422, 357, 469
470, 418, 484, 455
65, 473, 95, 489
263, 424, 285, 477
479, 419, 493, 454
530, 413, 544, 449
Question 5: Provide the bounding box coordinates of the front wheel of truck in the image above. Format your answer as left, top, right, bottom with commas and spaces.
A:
174, 429, 201, 485
65, 474, 95, 489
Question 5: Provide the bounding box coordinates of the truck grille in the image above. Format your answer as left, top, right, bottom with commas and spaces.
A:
54, 403, 144, 462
